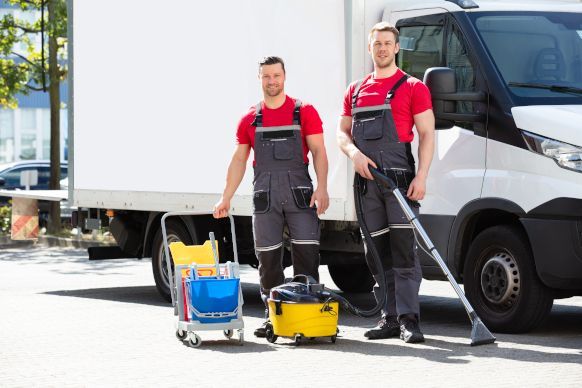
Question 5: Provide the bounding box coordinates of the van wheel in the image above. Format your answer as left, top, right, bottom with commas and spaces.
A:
151, 219, 193, 302
464, 225, 553, 333
328, 263, 374, 293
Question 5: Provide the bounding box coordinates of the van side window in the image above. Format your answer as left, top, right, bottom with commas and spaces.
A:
446, 24, 476, 128
398, 25, 443, 80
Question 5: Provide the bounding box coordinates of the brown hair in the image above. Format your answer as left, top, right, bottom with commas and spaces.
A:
368, 21, 399, 44
259, 56, 286, 73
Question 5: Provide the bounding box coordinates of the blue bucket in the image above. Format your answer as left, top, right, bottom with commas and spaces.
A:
186, 277, 240, 323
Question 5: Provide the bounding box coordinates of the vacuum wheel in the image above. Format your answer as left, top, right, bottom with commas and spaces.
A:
294, 334, 303, 346
265, 323, 277, 343
330, 335, 337, 343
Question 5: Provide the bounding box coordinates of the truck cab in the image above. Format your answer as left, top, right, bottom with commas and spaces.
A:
384, 0, 582, 332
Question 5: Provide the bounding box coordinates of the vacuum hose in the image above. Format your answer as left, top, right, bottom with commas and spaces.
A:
324, 172, 389, 318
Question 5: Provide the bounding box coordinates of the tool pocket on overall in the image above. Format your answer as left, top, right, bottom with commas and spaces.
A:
252, 172, 271, 214
356, 111, 384, 140
263, 131, 295, 160
289, 171, 313, 209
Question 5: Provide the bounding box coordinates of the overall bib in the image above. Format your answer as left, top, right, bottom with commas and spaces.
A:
351, 74, 422, 319
252, 99, 320, 300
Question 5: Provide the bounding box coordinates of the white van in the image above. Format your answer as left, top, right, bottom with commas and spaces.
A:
385, 0, 582, 332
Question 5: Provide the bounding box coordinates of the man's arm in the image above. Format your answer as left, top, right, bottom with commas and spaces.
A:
337, 115, 377, 180
406, 109, 435, 201
306, 133, 329, 215
213, 144, 251, 218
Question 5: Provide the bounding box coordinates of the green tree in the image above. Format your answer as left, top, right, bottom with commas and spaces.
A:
0, 0, 67, 233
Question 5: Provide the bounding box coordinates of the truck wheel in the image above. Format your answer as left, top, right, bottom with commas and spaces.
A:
328, 263, 374, 293
151, 219, 193, 302
464, 225, 553, 333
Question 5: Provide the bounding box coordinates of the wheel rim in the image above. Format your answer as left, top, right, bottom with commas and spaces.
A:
480, 251, 520, 309
158, 232, 181, 291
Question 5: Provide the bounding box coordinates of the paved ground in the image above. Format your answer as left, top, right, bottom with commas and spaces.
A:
0, 244, 581, 387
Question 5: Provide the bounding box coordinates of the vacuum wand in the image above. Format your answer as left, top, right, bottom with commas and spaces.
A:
369, 167, 495, 346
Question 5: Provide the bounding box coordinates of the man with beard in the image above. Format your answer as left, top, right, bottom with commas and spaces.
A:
337, 22, 435, 343
214, 56, 329, 337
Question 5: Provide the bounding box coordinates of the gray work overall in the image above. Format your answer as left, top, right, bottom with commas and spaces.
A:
251, 100, 320, 300
351, 74, 422, 319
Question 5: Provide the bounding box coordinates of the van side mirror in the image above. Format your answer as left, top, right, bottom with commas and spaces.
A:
0, 177, 5, 187
423, 67, 487, 130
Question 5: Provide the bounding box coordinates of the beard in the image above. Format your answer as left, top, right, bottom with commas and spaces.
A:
264, 84, 283, 97
374, 55, 394, 69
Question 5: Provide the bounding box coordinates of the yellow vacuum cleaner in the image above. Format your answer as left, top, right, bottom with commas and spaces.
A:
265, 275, 339, 345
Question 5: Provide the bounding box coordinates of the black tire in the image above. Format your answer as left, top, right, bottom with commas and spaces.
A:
464, 225, 553, 333
151, 219, 193, 302
328, 263, 375, 293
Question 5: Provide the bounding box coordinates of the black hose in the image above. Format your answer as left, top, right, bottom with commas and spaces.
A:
325, 172, 389, 318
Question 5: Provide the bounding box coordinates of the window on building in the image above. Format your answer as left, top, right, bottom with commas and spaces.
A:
0, 109, 15, 163
20, 109, 37, 160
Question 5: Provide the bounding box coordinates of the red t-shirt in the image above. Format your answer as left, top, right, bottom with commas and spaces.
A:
342, 68, 432, 143
236, 95, 323, 164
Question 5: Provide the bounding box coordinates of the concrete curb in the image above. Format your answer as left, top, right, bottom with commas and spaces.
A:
0, 235, 115, 249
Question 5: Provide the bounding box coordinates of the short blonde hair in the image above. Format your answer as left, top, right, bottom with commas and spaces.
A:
368, 21, 399, 44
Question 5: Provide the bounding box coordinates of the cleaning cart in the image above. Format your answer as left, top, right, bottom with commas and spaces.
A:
161, 211, 244, 348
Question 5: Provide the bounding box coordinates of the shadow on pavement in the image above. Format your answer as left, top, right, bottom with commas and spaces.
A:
43, 279, 582, 360
44, 285, 170, 307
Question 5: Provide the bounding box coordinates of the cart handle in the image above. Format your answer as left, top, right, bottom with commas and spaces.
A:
160, 211, 239, 307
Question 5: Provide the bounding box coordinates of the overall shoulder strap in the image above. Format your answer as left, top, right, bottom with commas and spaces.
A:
293, 99, 302, 125
351, 79, 365, 110
385, 73, 410, 103
251, 102, 263, 127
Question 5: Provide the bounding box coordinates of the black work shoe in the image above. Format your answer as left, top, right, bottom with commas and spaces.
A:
399, 315, 425, 343
364, 315, 400, 340
254, 321, 269, 338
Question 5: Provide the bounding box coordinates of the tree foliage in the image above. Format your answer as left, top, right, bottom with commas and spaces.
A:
0, 0, 67, 108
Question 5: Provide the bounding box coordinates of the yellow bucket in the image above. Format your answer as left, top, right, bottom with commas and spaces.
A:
267, 299, 339, 340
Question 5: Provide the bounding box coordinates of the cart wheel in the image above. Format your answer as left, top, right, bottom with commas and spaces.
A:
187, 333, 202, 348
294, 335, 302, 346
223, 329, 234, 339
330, 335, 337, 343
175, 329, 187, 341
238, 330, 244, 345
265, 323, 277, 344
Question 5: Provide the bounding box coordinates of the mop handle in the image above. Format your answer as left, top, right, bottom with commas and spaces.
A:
209, 232, 221, 278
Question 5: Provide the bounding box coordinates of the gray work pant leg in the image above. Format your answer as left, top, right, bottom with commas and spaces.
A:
386, 189, 422, 319
360, 179, 397, 317
253, 204, 285, 302
285, 205, 320, 282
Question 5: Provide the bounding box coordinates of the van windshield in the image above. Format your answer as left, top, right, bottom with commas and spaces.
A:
471, 11, 582, 104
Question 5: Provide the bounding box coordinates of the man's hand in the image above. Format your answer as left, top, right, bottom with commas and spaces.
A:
309, 186, 329, 216
213, 197, 230, 219
406, 175, 426, 201
351, 149, 377, 180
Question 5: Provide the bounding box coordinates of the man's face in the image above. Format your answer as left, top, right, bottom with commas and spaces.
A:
369, 30, 400, 69
259, 63, 285, 97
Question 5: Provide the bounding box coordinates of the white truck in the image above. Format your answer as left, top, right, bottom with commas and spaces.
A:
70, 0, 582, 333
